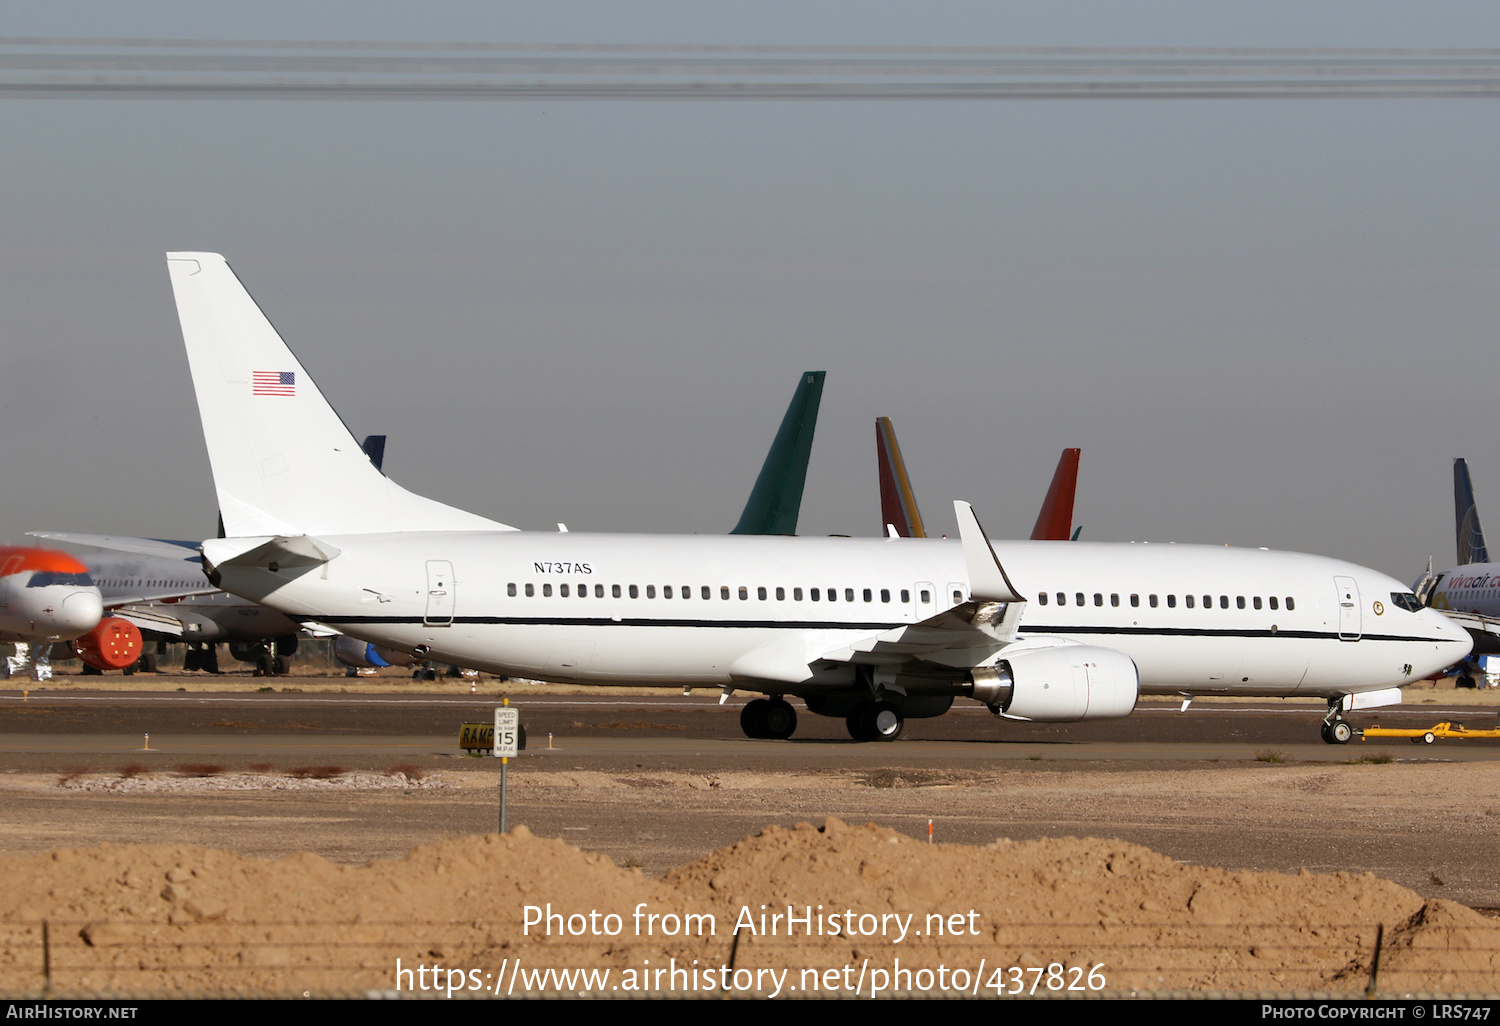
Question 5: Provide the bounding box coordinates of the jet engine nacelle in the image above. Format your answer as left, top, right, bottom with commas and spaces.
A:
969, 644, 1139, 721
71, 617, 144, 671
334, 636, 421, 669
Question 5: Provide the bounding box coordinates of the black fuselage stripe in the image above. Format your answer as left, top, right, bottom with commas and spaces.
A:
318, 615, 1438, 644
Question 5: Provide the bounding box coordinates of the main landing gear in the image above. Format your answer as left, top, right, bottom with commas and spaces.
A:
740, 697, 798, 739
846, 700, 903, 742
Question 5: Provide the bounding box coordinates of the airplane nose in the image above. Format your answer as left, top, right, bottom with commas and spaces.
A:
55, 589, 103, 638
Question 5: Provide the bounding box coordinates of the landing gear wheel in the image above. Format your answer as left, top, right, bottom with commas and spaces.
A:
1458, 674, 1477, 690
870, 702, 904, 741
740, 699, 771, 739
1328, 720, 1353, 744
255, 654, 273, 677
1319, 722, 1332, 744
763, 699, 797, 740
1422, 731, 1436, 745
846, 703, 875, 742
272, 655, 290, 676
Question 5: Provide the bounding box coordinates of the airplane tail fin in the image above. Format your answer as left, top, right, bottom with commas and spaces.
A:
731, 371, 825, 535
1455, 458, 1489, 565
1030, 448, 1081, 541
876, 417, 926, 538
166, 253, 513, 537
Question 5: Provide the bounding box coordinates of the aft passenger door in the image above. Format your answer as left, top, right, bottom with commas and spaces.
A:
1334, 575, 1361, 641
425, 560, 454, 627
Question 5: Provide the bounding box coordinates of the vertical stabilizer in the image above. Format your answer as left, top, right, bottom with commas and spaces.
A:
731, 371, 825, 535
1455, 458, 1489, 565
166, 253, 512, 537
876, 417, 926, 538
1030, 449, 1081, 541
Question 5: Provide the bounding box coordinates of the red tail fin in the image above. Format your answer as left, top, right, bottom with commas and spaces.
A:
1030, 449, 1080, 541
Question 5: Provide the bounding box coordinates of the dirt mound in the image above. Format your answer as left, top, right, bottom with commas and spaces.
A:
0, 820, 1494, 996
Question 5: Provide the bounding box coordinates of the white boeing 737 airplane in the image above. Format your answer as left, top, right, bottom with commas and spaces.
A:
165, 253, 1470, 744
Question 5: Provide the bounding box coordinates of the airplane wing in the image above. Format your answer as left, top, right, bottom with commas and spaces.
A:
107, 605, 189, 636
731, 371, 825, 535
28, 532, 202, 561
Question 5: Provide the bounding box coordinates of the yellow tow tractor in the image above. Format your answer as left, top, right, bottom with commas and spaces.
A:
1360, 721, 1500, 745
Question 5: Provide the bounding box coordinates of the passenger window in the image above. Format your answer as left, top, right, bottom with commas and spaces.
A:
1129, 594, 1138, 607
953, 590, 964, 604
1039, 592, 1049, 605
543, 583, 552, 597
794, 588, 803, 601
1202, 595, 1211, 609
775, 587, 784, 600
920, 590, 930, 603
1269, 596, 1278, 610
1094, 593, 1103, 606
595, 584, 604, 598
560, 584, 570, 597
880, 589, 890, 603
525, 583, 535, 597
507, 583, 517, 597
646, 585, 655, 599
756, 587, 766, 600
722, 587, 731, 600
613, 584, 622, 598
863, 589, 872, 603
1166, 594, 1175, 608
1148, 594, 1157, 608
1219, 595, 1228, 609
1286, 597, 1295, 610
1076, 593, 1085, 606
1110, 594, 1119, 607
829, 588, 838, 603
627, 585, 636, 599
738, 586, 748, 600
811, 588, 820, 602
701, 586, 711, 600
1236, 596, 1244, 609
846, 588, 856, 602
663, 585, 672, 599
901, 589, 910, 603
1185, 595, 1194, 608
1252, 596, 1261, 609
1057, 592, 1066, 605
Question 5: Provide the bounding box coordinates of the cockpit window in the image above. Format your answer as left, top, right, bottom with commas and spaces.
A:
1389, 592, 1423, 613
27, 571, 95, 588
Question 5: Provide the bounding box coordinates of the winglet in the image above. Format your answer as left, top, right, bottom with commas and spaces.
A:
954, 500, 1023, 603
1030, 448, 1080, 541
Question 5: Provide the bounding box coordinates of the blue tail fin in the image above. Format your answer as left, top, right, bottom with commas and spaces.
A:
1455, 458, 1490, 565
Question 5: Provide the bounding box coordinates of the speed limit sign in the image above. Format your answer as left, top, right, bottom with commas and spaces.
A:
493, 706, 520, 758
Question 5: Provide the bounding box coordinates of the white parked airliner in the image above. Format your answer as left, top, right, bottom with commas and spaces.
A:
165, 253, 1471, 744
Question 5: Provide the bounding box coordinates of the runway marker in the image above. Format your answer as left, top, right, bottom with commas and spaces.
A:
142, 733, 149, 750
928, 819, 933, 843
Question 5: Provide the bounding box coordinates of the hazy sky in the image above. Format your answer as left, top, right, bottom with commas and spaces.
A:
3, 2, 1500, 581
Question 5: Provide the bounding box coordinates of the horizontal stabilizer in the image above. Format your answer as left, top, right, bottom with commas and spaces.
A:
203, 534, 341, 573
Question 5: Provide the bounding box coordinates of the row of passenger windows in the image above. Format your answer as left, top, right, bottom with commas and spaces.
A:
1037, 591, 1295, 611
507, 583, 925, 604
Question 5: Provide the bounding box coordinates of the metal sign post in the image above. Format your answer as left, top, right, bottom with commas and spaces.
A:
493, 700, 519, 833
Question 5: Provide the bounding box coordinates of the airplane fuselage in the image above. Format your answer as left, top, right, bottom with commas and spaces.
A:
209, 533, 1469, 701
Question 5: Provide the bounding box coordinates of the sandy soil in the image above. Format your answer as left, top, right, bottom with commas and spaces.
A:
0, 821, 1494, 998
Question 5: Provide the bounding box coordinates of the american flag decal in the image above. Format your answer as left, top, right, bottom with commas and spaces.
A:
252, 371, 296, 396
